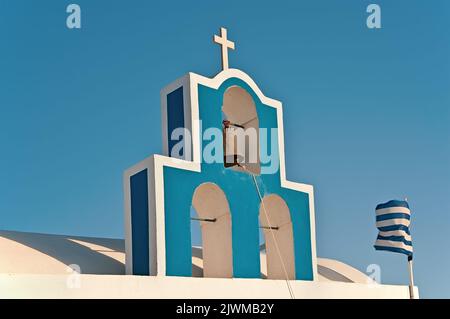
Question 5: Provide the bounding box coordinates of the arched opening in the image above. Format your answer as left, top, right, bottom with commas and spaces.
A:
191, 183, 233, 278
190, 206, 204, 277
222, 86, 260, 175
259, 194, 295, 280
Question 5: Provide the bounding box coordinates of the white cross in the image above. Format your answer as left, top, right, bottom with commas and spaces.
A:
213, 27, 235, 71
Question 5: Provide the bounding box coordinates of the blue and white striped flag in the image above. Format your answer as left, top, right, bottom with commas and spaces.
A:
374, 199, 413, 256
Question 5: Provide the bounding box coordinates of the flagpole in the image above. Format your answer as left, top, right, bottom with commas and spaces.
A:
404, 197, 415, 299
407, 255, 415, 299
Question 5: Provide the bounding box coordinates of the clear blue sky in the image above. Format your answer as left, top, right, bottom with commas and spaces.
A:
0, 1, 449, 298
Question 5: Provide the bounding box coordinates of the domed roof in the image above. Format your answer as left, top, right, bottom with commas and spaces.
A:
0, 230, 373, 284
0, 230, 124, 275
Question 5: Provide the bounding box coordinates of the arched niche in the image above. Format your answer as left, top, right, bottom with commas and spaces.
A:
222, 86, 260, 175
192, 183, 233, 278
259, 194, 295, 280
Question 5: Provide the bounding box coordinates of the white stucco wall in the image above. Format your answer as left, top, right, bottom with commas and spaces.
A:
0, 274, 418, 299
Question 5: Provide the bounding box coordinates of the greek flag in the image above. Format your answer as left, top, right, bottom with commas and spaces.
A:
374, 200, 413, 256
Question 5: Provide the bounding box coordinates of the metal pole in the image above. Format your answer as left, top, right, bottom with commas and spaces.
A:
404, 197, 415, 299
190, 217, 217, 223
407, 255, 415, 299
259, 226, 279, 230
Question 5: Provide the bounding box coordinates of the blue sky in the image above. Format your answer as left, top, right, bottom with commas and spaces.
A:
0, 1, 449, 298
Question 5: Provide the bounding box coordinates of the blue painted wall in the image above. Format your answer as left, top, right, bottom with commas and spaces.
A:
162, 78, 314, 280
167, 86, 185, 157
130, 169, 150, 275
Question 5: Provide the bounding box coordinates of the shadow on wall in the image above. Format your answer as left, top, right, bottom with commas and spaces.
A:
317, 265, 353, 283
0, 230, 125, 275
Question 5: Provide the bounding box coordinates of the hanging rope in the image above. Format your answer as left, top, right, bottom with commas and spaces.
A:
248, 171, 296, 299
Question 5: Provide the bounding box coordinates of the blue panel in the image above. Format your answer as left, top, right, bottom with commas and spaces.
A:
167, 86, 185, 157
163, 165, 194, 277
130, 169, 149, 275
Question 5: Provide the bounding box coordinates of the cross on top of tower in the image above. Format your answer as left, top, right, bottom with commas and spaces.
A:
213, 27, 235, 71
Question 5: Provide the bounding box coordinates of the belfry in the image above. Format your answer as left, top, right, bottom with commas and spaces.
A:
124, 27, 317, 281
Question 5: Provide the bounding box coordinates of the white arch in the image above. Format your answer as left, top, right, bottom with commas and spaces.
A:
222, 85, 260, 175
192, 182, 233, 278
259, 194, 295, 280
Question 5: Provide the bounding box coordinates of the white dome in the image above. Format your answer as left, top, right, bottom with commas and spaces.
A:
0, 230, 124, 275
0, 230, 373, 284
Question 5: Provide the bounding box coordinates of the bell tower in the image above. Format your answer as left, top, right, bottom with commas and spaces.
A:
124, 27, 318, 281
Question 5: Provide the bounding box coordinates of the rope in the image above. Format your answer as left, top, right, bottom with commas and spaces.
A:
249, 172, 296, 299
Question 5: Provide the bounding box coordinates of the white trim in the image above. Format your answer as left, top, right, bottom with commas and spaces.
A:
147, 157, 157, 276
152, 156, 165, 276
307, 189, 318, 281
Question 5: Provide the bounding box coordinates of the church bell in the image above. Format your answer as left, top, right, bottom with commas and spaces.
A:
223, 120, 245, 167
